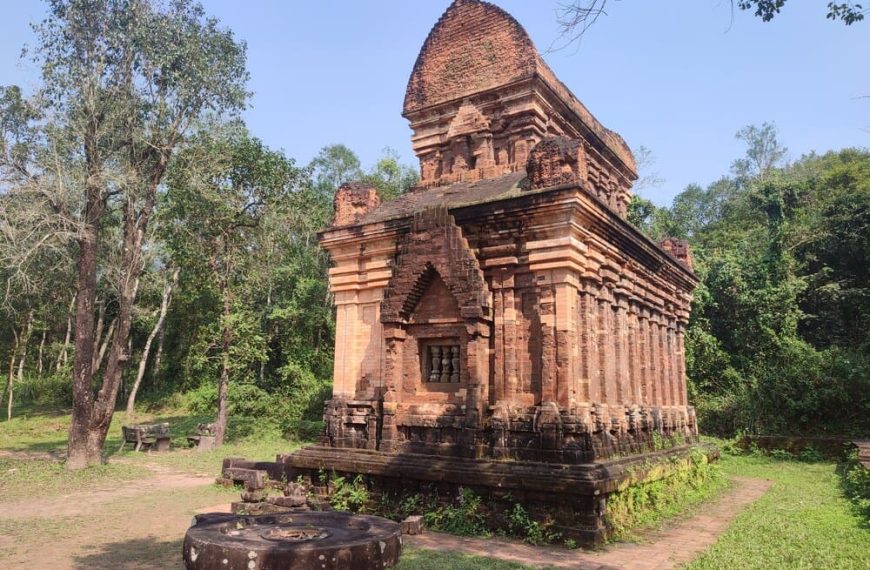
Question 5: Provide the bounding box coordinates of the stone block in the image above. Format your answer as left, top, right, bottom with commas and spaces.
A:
222, 467, 267, 490
401, 515, 425, 535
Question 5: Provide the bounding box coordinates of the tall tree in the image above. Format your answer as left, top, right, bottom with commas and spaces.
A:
161, 126, 302, 446
309, 144, 362, 195
0, 0, 249, 468
362, 147, 420, 201
125, 266, 179, 418
732, 122, 788, 182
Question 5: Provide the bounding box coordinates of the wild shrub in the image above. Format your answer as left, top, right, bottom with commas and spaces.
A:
329, 475, 369, 513
504, 503, 562, 545
15, 372, 72, 407
424, 488, 489, 537
606, 450, 726, 539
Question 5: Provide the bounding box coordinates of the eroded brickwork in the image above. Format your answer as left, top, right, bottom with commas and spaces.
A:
660, 237, 695, 272
403, 0, 636, 224
404, 0, 536, 113
332, 182, 381, 227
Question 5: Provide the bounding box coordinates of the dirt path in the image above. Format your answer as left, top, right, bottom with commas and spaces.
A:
407, 476, 773, 570
1, 460, 214, 519
0, 458, 233, 569
0, 448, 65, 461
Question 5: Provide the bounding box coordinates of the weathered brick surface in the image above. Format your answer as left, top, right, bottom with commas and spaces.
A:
403, 0, 636, 211
404, 0, 537, 114
307, 0, 702, 518
332, 181, 380, 227
660, 237, 695, 272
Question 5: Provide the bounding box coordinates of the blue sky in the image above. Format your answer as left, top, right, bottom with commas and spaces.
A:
1, 1, 868, 205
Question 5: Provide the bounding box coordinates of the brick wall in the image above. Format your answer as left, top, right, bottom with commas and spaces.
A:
404, 0, 537, 113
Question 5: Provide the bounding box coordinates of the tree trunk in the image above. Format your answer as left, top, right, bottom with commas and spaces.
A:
4, 330, 19, 421
5, 351, 15, 422
56, 293, 76, 372
126, 269, 177, 419
67, 158, 105, 469
81, 141, 168, 465
259, 279, 272, 384
16, 310, 34, 384
213, 289, 233, 447
6, 312, 35, 420
37, 329, 46, 377
91, 301, 105, 371
93, 317, 117, 374
67, 104, 168, 467
152, 324, 166, 389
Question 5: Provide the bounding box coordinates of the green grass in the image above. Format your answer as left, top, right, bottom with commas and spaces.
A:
396, 548, 541, 570
0, 405, 79, 453
125, 434, 303, 476
0, 404, 306, 477
0, 457, 150, 501
0, 481, 239, 568
686, 453, 870, 570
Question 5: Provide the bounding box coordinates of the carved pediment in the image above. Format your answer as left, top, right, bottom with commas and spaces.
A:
447, 100, 491, 139
381, 206, 492, 325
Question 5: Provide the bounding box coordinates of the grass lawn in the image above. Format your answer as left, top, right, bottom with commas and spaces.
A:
686, 453, 870, 570
0, 404, 303, 501
0, 456, 149, 501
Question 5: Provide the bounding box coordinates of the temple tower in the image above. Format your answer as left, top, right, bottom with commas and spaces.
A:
286, 0, 702, 544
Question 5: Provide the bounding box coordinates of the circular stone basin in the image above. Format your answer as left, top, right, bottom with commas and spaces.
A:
183, 512, 402, 570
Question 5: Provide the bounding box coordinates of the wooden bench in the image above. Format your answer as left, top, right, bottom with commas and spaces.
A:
120, 423, 171, 452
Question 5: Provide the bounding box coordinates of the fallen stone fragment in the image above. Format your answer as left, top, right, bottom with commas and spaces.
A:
222, 468, 267, 490
401, 515, 424, 535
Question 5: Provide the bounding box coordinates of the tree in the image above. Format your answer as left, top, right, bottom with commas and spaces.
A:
125, 266, 179, 419
0, 0, 249, 468
362, 147, 419, 201
309, 144, 362, 195
161, 125, 303, 446
642, 123, 870, 437
732, 122, 788, 182
554, 1, 865, 47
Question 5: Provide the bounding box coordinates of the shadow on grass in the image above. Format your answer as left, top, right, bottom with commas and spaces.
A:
72, 540, 535, 570
72, 536, 184, 569
396, 548, 540, 570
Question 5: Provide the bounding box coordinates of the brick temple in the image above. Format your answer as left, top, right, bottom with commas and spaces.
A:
282, 0, 702, 543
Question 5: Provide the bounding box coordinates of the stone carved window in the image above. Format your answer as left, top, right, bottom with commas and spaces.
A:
421, 341, 461, 383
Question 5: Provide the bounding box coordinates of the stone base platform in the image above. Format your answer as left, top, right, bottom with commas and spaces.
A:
230, 443, 717, 546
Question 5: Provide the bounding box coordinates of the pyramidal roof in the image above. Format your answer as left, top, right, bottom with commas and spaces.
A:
403, 0, 636, 174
